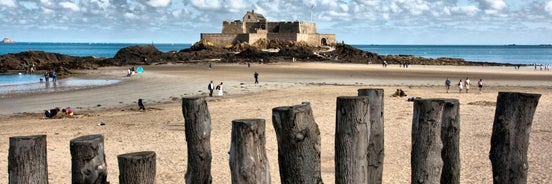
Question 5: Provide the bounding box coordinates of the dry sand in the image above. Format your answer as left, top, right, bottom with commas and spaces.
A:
0, 62, 551, 183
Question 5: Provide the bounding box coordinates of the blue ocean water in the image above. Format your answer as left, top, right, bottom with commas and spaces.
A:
0, 42, 191, 58
353, 45, 552, 65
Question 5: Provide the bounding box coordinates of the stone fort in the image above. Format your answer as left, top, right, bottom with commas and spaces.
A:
201, 10, 336, 47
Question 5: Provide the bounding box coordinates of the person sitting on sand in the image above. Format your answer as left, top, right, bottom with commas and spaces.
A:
62, 107, 74, 117
391, 89, 408, 97
399, 89, 407, 97
44, 107, 60, 119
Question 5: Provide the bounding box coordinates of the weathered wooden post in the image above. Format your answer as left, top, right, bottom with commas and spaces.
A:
440, 99, 460, 184
229, 119, 270, 184
358, 88, 385, 183
272, 102, 323, 184
335, 96, 371, 184
118, 151, 156, 184
182, 97, 212, 184
8, 135, 48, 184
489, 92, 541, 184
70, 134, 108, 184
411, 99, 444, 184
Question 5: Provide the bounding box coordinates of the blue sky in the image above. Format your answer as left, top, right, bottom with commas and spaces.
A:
1, 0, 551, 44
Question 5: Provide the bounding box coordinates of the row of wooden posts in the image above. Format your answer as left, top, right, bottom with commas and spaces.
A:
8, 89, 540, 184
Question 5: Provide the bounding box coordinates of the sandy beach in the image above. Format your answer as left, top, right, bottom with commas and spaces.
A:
1, 62, 551, 183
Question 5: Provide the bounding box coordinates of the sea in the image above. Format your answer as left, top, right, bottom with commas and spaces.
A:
1, 42, 552, 92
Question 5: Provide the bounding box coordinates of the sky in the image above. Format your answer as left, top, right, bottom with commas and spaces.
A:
1, 0, 551, 45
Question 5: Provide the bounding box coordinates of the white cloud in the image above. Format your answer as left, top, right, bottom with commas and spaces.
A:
451, 5, 480, 16
189, 0, 222, 10
59, 2, 80, 11
146, 0, 170, 8
546, 1, 552, 15
124, 12, 139, 19
477, 0, 506, 15
0, 0, 16, 7
222, 0, 250, 13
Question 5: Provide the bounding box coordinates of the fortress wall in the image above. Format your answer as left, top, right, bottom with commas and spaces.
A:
277, 22, 301, 33
248, 33, 268, 44
201, 33, 244, 46
245, 22, 266, 33
267, 33, 298, 42
222, 21, 244, 34
266, 22, 280, 33
299, 22, 317, 34
319, 34, 336, 45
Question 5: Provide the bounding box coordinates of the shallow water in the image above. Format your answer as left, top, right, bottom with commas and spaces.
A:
0, 74, 43, 86
0, 77, 120, 97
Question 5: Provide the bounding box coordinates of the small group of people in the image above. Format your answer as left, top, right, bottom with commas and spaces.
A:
44, 107, 74, 119
208, 81, 224, 97
41, 70, 57, 82
391, 88, 408, 97
445, 77, 483, 93
207, 71, 259, 97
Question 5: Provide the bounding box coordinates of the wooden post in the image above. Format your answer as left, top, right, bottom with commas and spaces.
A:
440, 99, 460, 184
229, 119, 270, 184
70, 134, 108, 184
335, 96, 371, 184
490, 92, 541, 184
182, 97, 212, 184
411, 99, 444, 184
358, 88, 385, 184
118, 151, 156, 184
8, 135, 48, 184
272, 102, 323, 184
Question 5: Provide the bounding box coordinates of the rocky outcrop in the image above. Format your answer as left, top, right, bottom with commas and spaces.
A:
0, 41, 516, 74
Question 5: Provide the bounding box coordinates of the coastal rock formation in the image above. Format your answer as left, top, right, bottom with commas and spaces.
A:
0, 42, 515, 74
0, 51, 98, 74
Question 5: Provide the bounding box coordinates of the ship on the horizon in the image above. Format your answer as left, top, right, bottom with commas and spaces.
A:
2, 38, 15, 43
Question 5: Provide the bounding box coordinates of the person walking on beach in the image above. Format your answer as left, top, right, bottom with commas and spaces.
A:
458, 79, 463, 93
138, 98, 146, 111
51, 70, 57, 82
209, 62, 212, 70
208, 81, 215, 97
254, 71, 259, 84
44, 71, 50, 82
464, 77, 470, 93
478, 79, 483, 93
445, 78, 451, 93
216, 82, 224, 96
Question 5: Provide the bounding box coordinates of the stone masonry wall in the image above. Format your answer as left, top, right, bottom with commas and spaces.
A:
222, 21, 244, 34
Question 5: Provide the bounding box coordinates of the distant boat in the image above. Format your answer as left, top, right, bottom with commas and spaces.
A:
2, 38, 15, 43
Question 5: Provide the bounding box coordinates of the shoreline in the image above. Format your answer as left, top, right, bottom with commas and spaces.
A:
1, 62, 552, 117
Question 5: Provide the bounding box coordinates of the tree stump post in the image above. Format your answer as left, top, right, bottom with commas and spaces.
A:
358, 88, 385, 184
8, 135, 48, 184
70, 134, 108, 184
411, 99, 444, 184
229, 119, 270, 184
490, 92, 541, 184
272, 102, 323, 184
335, 96, 371, 184
118, 151, 156, 184
182, 97, 212, 184
440, 99, 460, 184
